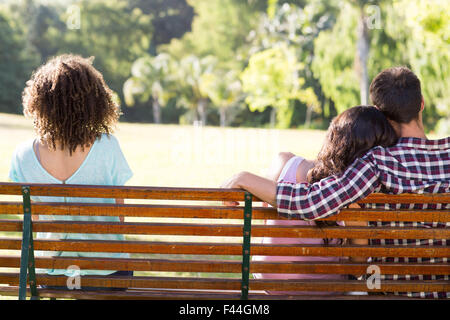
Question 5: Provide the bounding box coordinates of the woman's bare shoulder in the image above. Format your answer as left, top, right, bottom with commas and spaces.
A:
296, 159, 316, 183
277, 152, 296, 162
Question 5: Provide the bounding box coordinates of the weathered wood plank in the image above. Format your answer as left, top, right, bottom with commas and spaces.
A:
0, 238, 447, 257
0, 286, 427, 300
0, 183, 247, 201
1, 256, 447, 275
0, 273, 448, 293
1, 182, 449, 203
1, 220, 449, 240
1, 202, 449, 222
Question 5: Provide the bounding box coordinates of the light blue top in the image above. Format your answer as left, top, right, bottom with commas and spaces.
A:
9, 134, 133, 276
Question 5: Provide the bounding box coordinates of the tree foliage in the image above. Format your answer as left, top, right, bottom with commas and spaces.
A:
199, 70, 243, 127
312, 1, 408, 113
0, 10, 37, 113
386, 0, 450, 134
172, 55, 219, 125
124, 53, 174, 123
241, 44, 318, 128
127, 0, 194, 48
245, 1, 338, 126
0, 0, 448, 132
163, 0, 261, 70
54, 0, 153, 100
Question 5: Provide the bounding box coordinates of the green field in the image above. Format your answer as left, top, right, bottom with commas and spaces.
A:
0, 113, 328, 188
1, 112, 446, 189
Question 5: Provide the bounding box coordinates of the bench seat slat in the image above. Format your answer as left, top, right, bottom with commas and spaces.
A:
0, 238, 448, 258
1, 256, 448, 275
0, 273, 448, 292
0, 256, 243, 273
0, 286, 243, 300
1, 220, 449, 240
0, 287, 427, 300
0, 273, 243, 290
0, 286, 426, 300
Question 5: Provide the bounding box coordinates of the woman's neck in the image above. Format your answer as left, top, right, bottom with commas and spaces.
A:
39, 138, 90, 156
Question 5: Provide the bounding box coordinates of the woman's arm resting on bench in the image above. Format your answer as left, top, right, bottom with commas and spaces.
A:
222, 171, 278, 207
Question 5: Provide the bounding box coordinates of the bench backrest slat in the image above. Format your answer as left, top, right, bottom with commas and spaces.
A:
1, 182, 449, 203
1, 220, 449, 239
1, 202, 449, 222
0, 238, 448, 258
1, 256, 448, 276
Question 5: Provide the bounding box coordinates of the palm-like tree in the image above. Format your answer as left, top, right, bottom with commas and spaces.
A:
200, 69, 243, 127
173, 55, 218, 126
124, 53, 173, 124
350, 0, 382, 105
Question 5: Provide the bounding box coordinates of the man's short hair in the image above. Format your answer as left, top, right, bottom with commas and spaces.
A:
369, 67, 422, 123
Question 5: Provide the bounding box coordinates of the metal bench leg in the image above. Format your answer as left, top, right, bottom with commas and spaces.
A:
19, 186, 39, 300
241, 192, 253, 300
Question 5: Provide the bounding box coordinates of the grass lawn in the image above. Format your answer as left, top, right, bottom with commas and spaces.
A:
0, 113, 327, 187
1, 112, 444, 187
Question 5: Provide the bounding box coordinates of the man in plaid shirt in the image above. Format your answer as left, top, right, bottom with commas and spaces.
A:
223, 67, 449, 298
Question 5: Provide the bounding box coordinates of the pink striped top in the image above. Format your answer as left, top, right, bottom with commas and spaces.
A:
252, 156, 346, 294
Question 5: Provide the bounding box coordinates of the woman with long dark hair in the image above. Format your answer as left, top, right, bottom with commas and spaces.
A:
250, 106, 398, 295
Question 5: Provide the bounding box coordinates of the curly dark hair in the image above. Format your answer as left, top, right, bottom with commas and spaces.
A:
306, 106, 398, 243
22, 54, 120, 154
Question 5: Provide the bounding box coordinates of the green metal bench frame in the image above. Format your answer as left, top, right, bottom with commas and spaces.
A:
17, 186, 254, 301
19, 186, 38, 300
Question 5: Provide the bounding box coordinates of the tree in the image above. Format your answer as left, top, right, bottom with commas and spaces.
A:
127, 0, 194, 51
244, 2, 336, 126
124, 53, 174, 124
0, 10, 37, 114
173, 55, 218, 126
386, 0, 449, 134
312, 0, 390, 111
199, 70, 243, 127
49, 0, 153, 103
7, 0, 64, 63
151, 0, 263, 125
312, 1, 406, 113
241, 44, 319, 128
162, 0, 261, 70
350, 0, 370, 105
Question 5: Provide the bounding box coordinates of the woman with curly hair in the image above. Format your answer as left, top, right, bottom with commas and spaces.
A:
249, 106, 398, 295
9, 54, 133, 288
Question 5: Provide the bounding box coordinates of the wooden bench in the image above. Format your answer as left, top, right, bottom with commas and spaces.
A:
0, 182, 448, 300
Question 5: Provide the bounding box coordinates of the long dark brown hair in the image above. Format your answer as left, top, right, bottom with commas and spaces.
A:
306, 106, 398, 244
22, 54, 120, 155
